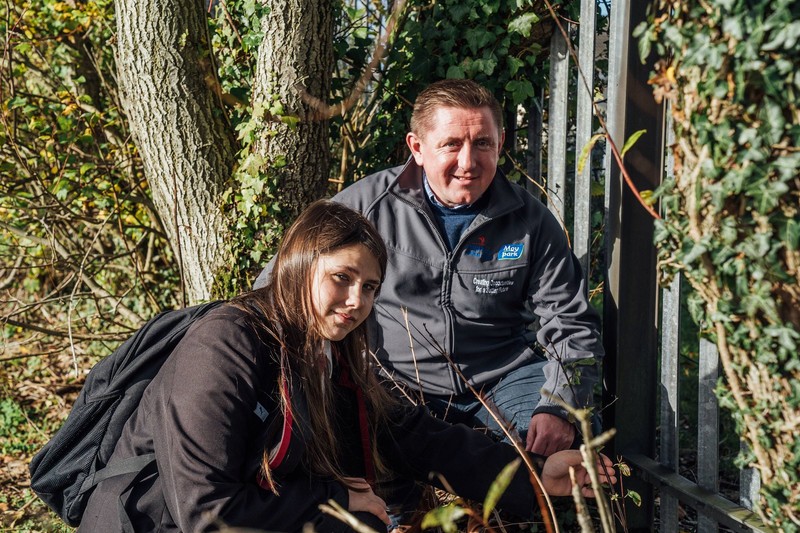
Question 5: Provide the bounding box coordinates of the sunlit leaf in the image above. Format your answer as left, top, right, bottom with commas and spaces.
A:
483, 458, 521, 521
508, 12, 540, 38
577, 133, 605, 175
421, 503, 466, 533
620, 129, 646, 159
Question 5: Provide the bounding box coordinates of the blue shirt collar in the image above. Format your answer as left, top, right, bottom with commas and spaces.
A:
422, 172, 475, 211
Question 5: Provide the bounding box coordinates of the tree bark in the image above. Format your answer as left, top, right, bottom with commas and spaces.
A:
114, 0, 237, 304
253, 0, 333, 220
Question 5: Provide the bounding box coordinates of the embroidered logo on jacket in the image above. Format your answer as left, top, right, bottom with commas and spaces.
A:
472, 277, 515, 294
465, 235, 489, 259
497, 243, 524, 260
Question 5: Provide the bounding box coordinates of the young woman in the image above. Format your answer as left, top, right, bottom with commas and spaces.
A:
79, 200, 615, 532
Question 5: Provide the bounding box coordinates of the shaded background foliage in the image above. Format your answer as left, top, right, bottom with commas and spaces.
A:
1, 0, 179, 341
640, 0, 800, 529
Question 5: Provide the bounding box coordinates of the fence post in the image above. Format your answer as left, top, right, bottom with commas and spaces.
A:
660, 274, 682, 531
698, 338, 721, 532
573, 0, 596, 279
546, 28, 570, 223
602, 0, 663, 530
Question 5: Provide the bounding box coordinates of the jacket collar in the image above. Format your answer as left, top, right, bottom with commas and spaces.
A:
388, 158, 524, 220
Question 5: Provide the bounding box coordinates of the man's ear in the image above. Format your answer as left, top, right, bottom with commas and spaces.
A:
406, 132, 424, 165
497, 130, 506, 155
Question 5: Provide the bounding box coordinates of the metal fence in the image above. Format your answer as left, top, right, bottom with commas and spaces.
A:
528, 1, 773, 531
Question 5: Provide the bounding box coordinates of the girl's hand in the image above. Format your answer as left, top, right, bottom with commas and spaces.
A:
540, 451, 618, 497
344, 477, 390, 526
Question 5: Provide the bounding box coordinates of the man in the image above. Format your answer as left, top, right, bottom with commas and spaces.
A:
255, 79, 603, 456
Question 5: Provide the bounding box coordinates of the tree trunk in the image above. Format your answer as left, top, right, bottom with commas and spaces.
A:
253, 0, 333, 220
114, 0, 237, 304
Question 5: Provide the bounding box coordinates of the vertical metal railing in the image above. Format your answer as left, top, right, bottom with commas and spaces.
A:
572, 0, 596, 280
698, 337, 722, 531
546, 29, 569, 223
660, 273, 682, 532
535, 0, 771, 531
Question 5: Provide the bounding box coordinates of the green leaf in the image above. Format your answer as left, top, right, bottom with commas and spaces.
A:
785, 219, 800, 250
505, 79, 535, 105
620, 129, 646, 159
639, 189, 655, 206
7, 96, 27, 110
483, 458, 521, 521
280, 115, 300, 129
637, 31, 652, 63
15, 42, 32, 55
446, 65, 465, 79
507, 56, 525, 77
421, 503, 466, 533
626, 490, 642, 507
272, 155, 288, 169
508, 13, 540, 38
577, 133, 605, 175
79, 163, 97, 176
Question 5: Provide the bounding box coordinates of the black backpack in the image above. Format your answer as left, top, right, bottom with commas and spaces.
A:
29, 300, 224, 526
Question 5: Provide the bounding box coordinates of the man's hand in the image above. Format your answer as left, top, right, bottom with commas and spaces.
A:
525, 413, 575, 456
540, 451, 618, 497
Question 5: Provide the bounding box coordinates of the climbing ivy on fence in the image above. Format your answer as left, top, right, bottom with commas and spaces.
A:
638, 1, 800, 529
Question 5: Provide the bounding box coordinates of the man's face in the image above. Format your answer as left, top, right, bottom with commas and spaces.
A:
406, 106, 504, 207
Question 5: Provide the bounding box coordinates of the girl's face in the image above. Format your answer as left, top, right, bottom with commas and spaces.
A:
310, 244, 382, 341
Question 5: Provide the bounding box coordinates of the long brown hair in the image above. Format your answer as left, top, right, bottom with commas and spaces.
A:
233, 200, 394, 490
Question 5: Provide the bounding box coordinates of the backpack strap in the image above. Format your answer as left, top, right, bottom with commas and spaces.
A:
117, 456, 159, 533
78, 453, 157, 496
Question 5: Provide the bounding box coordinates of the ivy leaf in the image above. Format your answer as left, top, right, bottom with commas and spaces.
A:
7, 96, 27, 109
446, 65, 465, 79
784, 219, 800, 250
449, 3, 470, 23
280, 115, 300, 129
507, 56, 524, 76
505, 79, 535, 105
508, 13, 540, 38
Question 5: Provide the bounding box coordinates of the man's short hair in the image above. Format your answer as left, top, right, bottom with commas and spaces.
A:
410, 79, 503, 138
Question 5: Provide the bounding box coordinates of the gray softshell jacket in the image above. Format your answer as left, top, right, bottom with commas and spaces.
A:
255, 160, 604, 419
